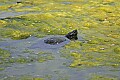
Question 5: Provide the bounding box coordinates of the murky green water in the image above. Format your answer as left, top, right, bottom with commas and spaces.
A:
0, 0, 120, 80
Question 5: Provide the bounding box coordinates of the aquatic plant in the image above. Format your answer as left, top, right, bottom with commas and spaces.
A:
89, 74, 118, 80
0, 20, 7, 27
64, 41, 82, 49
0, 48, 11, 59
69, 52, 101, 68
2, 75, 45, 80
114, 47, 120, 54
0, 48, 11, 70
12, 30, 30, 40
37, 51, 54, 63
69, 51, 120, 68
0, 1, 120, 78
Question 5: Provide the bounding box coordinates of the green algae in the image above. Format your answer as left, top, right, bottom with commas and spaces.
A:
10, 51, 54, 63
69, 52, 120, 68
2, 75, 45, 80
0, 48, 31, 64
89, 74, 118, 80
0, 48, 54, 69
60, 38, 120, 68
0, 48, 11, 70
15, 57, 31, 63
69, 52, 102, 68
11, 30, 30, 40
60, 41, 83, 60
0, 0, 120, 79
37, 51, 54, 63
64, 41, 82, 49
114, 47, 120, 54
0, 0, 119, 62
0, 48, 11, 58
0, 20, 7, 27
0, 0, 119, 39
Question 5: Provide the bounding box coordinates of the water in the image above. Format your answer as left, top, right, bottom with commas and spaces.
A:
0, 0, 120, 79
0, 12, 29, 20
0, 36, 119, 80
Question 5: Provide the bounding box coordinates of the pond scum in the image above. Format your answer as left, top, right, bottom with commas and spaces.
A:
0, 0, 120, 80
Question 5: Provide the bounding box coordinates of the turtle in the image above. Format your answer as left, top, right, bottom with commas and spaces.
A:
44, 29, 78, 45
29, 30, 79, 49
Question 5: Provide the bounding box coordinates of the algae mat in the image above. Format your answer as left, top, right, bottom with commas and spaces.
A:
0, 0, 120, 80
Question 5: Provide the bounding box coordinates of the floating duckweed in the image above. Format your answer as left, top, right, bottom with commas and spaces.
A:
12, 30, 30, 40
38, 26, 68, 35
70, 59, 81, 67
0, 0, 120, 75
0, 68, 4, 71
23, 13, 54, 21
88, 40, 99, 44
83, 21, 99, 28
0, 5, 8, 10
3, 75, 45, 80
38, 58, 47, 63
110, 34, 120, 39
89, 74, 118, 80
0, 48, 11, 58
38, 55, 54, 63
0, 20, 7, 27
91, 11, 107, 21
72, 5, 82, 12
107, 33, 120, 39
115, 19, 120, 26
102, 20, 112, 26
61, 48, 120, 68
114, 47, 120, 54
82, 43, 110, 53
64, 41, 81, 49
33, 78, 44, 80
37, 51, 54, 63
89, 48, 98, 52
16, 57, 28, 63
70, 52, 82, 59
69, 52, 101, 68
15, 6, 41, 12
0, 48, 11, 70
55, 12, 73, 17
103, 0, 114, 3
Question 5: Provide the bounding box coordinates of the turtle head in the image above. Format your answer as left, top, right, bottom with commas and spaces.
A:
65, 30, 78, 40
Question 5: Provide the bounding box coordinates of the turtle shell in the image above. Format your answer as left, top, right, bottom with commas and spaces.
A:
44, 36, 67, 45
29, 30, 79, 49
29, 36, 70, 49
44, 29, 78, 45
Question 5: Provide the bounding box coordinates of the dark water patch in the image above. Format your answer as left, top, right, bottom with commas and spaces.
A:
61, 1, 73, 5
0, 12, 29, 20
0, 11, 42, 20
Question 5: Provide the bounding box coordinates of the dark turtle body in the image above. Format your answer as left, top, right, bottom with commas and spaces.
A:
44, 30, 78, 45
29, 30, 79, 49
44, 37, 67, 45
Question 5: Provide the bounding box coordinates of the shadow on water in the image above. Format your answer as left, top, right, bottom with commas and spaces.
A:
0, 36, 120, 80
